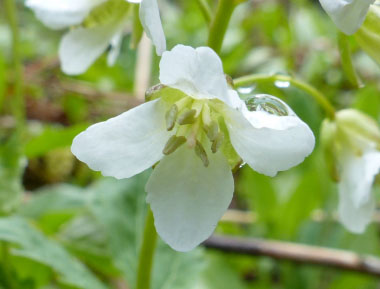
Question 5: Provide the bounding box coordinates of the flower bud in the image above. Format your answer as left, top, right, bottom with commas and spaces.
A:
320, 109, 380, 182
355, 5, 380, 65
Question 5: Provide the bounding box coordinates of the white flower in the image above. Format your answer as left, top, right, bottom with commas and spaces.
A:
319, 0, 376, 35
322, 109, 380, 233
71, 45, 315, 251
26, 0, 166, 75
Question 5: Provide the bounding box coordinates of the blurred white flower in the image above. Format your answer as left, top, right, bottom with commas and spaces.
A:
321, 109, 380, 233
26, 0, 166, 75
71, 45, 315, 251
319, 0, 376, 35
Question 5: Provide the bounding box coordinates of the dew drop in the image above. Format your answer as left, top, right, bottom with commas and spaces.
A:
244, 94, 289, 116
239, 162, 247, 169
274, 80, 290, 88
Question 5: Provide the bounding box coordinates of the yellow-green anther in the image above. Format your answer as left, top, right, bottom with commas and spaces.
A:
177, 109, 197, 125
165, 104, 178, 131
192, 101, 204, 117
211, 131, 224, 153
163, 135, 186, 155
205, 120, 219, 141
195, 141, 209, 167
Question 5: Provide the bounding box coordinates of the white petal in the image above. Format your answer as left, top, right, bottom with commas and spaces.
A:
337, 150, 380, 233
159, 45, 233, 106
225, 107, 315, 177
25, 0, 106, 30
139, 0, 166, 56
107, 31, 123, 66
338, 189, 375, 234
319, 0, 375, 35
71, 99, 171, 179
146, 146, 234, 252
59, 22, 123, 75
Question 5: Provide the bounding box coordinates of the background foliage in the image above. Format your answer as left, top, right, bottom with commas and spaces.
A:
1, 0, 380, 288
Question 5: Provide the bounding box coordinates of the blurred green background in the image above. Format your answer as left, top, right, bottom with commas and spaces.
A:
1, 0, 380, 288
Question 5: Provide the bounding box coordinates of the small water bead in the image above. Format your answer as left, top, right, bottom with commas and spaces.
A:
274, 80, 290, 88
244, 94, 289, 116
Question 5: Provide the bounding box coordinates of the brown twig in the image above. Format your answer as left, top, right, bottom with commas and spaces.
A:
204, 235, 380, 277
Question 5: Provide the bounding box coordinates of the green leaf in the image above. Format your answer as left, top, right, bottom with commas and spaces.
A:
0, 217, 107, 289
0, 136, 25, 215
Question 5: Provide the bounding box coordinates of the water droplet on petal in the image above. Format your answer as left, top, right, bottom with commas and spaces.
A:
239, 162, 246, 169
244, 94, 289, 116
274, 80, 290, 88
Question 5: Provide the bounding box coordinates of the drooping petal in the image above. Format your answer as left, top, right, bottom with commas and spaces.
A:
146, 146, 234, 252
59, 21, 123, 75
319, 0, 376, 35
337, 150, 380, 233
159, 45, 233, 106
25, 0, 106, 30
71, 99, 171, 179
225, 107, 315, 177
139, 0, 166, 55
338, 188, 375, 234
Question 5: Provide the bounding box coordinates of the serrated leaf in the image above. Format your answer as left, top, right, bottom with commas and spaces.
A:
0, 217, 107, 289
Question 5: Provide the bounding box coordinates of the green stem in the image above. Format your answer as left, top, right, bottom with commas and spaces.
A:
5, 0, 25, 132
131, 4, 143, 50
234, 74, 336, 119
337, 32, 362, 88
195, 0, 212, 24
136, 208, 158, 289
207, 0, 237, 54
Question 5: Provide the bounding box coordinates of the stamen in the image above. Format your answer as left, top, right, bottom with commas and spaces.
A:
177, 108, 197, 125
163, 135, 186, 155
195, 141, 209, 167
211, 131, 224, 153
165, 104, 178, 131
192, 101, 204, 118
205, 120, 219, 141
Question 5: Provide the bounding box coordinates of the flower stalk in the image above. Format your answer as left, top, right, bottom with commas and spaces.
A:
207, 0, 237, 55
5, 0, 24, 132
337, 32, 362, 88
195, 0, 212, 24
136, 208, 158, 289
234, 74, 336, 120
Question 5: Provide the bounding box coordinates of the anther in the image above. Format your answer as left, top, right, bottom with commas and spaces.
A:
205, 120, 219, 141
195, 141, 209, 167
177, 108, 197, 125
165, 104, 178, 131
211, 131, 224, 153
163, 135, 186, 155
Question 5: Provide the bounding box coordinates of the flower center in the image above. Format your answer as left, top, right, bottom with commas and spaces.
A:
162, 96, 225, 167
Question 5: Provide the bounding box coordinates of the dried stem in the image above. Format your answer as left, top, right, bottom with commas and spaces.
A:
204, 235, 380, 277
